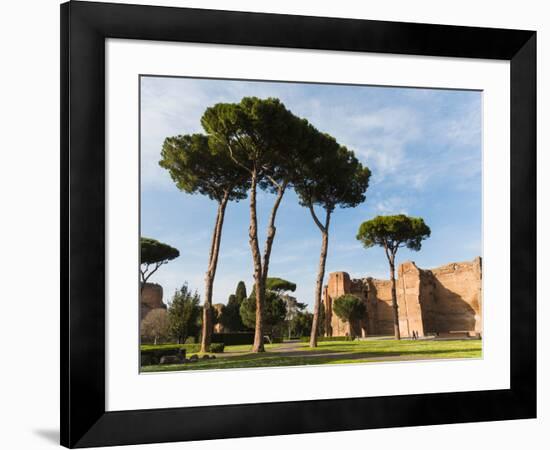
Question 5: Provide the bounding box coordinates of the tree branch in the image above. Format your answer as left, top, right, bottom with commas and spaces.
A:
383, 240, 392, 264
144, 260, 165, 285
226, 141, 253, 175
261, 181, 288, 281
308, 202, 325, 232
264, 173, 282, 190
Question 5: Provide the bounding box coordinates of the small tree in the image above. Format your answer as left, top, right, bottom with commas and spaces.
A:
282, 295, 299, 339
289, 310, 312, 338
140, 237, 179, 292
221, 282, 248, 332
220, 294, 241, 331
239, 277, 294, 332
332, 294, 366, 338
140, 308, 169, 345
273, 278, 298, 339
279, 292, 307, 339
167, 284, 202, 344
235, 281, 247, 303
240, 291, 287, 332
356, 215, 431, 339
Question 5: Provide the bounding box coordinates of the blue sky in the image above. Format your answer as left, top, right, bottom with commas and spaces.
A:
140, 76, 481, 310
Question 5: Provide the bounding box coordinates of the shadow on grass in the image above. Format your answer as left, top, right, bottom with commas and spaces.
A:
142, 345, 481, 372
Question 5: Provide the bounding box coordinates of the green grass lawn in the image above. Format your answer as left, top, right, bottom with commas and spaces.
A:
141, 339, 482, 372
223, 343, 286, 352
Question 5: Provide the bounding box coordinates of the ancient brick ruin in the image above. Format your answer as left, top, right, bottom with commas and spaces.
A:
212, 303, 226, 333
140, 284, 226, 333
140, 282, 167, 321
323, 257, 482, 338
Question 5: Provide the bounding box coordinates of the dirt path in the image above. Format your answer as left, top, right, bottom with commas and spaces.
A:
218, 341, 391, 361
217, 340, 304, 358
215, 340, 475, 363
271, 341, 304, 353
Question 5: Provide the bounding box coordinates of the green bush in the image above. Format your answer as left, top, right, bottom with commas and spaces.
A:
210, 343, 225, 353
211, 333, 254, 345
141, 343, 201, 352
140, 343, 200, 365
271, 337, 283, 344
140, 354, 154, 366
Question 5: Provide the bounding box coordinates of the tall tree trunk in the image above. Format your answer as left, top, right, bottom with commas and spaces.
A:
326, 297, 333, 337
249, 173, 265, 352
348, 320, 355, 339
200, 194, 229, 353
309, 209, 331, 348
389, 261, 401, 340
251, 181, 287, 352
261, 183, 287, 282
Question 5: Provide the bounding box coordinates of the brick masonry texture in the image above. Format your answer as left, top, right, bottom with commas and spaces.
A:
323, 257, 482, 338
140, 282, 167, 321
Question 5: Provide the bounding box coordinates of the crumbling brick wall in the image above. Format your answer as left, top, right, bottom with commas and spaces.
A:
140, 282, 166, 321
323, 257, 482, 338
423, 257, 482, 335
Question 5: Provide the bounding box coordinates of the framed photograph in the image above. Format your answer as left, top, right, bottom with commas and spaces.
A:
61, 1, 536, 447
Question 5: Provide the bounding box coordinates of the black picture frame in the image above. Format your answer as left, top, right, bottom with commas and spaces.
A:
61, 1, 536, 448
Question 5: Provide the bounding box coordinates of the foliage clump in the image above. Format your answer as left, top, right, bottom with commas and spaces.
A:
140, 237, 179, 289
221, 281, 249, 332
333, 294, 366, 338
209, 343, 225, 353
140, 308, 169, 345
167, 284, 202, 344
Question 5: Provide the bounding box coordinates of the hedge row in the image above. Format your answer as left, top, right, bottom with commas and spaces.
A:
210, 343, 225, 353
211, 333, 254, 345
140, 342, 226, 366
141, 343, 201, 353
140, 344, 198, 365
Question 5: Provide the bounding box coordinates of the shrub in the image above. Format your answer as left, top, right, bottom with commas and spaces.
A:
167, 284, 201, 344
159, 355, 184, 365
140, 354, 153, 366
140, 343, 200, 365
240, 290, 287, 329
140, 309, 170, 345
333, 295, 365, 323
141, 343, 201, 352
211, 333, 254, 345
210, 343, 225, 353
271, 337, 283, 344
333, 294, 366, 338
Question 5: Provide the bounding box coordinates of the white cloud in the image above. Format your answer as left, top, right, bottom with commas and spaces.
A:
345, 107, 422, 177
374, 196, 410, 215
140, 79, 210, 190
332, 98, 481, 193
